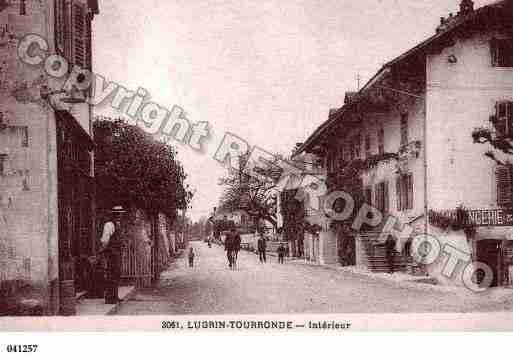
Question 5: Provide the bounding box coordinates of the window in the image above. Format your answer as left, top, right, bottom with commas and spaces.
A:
19, 126, 28, 147
20, 0, 26, 15
364, 187, 373, 206
351, 133, 361, 160
54, 0, 67, 54
365, 133, 371, 158
491, 38, 513, 68
496, 165, 513, 206
495, 101, 513, 136
400, 113, 408, 147
378, 126, 384, 155
396, 173, 414, 211
0, 154, 6, 176
374, 181, 389, 213
72, 1, 90, 69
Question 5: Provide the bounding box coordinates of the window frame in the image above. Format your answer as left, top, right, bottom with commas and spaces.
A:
491, 38, 513, 68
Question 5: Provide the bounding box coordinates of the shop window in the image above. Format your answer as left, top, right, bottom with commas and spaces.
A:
491, 38, 513, 68
396, 173, 414, 211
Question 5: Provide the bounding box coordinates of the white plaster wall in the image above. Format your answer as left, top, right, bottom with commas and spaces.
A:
426, 31, 513, 210
360, 96, 426, 225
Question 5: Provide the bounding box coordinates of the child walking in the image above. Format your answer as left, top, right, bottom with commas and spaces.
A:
188, 247, 195, 267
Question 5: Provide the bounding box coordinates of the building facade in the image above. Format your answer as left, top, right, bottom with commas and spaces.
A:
294, 0, 513, 286
0, 0, 99, 315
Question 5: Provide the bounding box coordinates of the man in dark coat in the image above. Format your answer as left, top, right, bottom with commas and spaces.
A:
99, 205, 126, 304
224, 231, 234, 268
232, 228, 241, 269
257, 232, 267, 263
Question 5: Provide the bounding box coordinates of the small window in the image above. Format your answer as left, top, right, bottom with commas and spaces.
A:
378, 126, 384, 155
400, 113, 408, 147
491, 38, 513, 68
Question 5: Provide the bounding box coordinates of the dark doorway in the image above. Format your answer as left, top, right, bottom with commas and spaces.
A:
476, 239, 502, 287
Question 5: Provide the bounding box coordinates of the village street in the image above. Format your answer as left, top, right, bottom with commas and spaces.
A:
114, 241, 513, 315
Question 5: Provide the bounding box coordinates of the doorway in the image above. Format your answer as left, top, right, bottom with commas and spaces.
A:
475, 239, 503, 287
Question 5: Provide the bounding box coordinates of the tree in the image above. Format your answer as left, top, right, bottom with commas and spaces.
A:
94, 118, 191, 220
218, 153, 281, 230
472, 115, 513, 165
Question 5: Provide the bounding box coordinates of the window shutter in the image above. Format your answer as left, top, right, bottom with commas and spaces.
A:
496, 102, 509, 136
384, 181, 389, 214
396, 177, 401, 211
491, 38, 499, 67
496, 165, 512, 206
407, 174, 413, 209
71, 1, 88, 69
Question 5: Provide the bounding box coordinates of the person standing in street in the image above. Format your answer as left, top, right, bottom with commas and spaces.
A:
232, 228, 241, 269
257, 232, 267, 263
188, 247, 195, 267
278, 243, 286, 264
224, 231, 234, 269
99, 205, 126, 304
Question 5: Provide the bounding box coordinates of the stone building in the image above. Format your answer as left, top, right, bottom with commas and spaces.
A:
0, 0, 99, 315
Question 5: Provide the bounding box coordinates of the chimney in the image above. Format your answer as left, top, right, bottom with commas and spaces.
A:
458, 0, 474, 16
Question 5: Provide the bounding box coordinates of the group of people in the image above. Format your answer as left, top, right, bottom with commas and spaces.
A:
257, 232, 287, 264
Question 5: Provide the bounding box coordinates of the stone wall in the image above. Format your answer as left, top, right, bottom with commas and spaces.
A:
0, 0, 59, 316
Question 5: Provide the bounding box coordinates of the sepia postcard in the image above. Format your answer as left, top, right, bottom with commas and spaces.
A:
2, 0, 513, 336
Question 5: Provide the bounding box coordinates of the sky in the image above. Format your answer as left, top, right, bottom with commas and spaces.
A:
92, 0, 495, 221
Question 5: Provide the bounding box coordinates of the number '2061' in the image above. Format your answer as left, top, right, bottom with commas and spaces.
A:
6, 345, 38, 353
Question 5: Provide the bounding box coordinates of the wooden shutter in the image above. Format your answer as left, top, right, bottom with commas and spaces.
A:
396, 177, 401, 211
384, 181, 389, 214
491, 38, 499, 67
71, 1, 88, 69
496, 165, 512, 206
407, 174, 413, 210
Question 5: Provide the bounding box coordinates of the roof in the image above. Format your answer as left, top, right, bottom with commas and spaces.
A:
294, 0, 512, 157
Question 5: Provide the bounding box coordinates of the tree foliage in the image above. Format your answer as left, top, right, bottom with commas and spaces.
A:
218, 153, 280, 229
93, 118, 191, 219
472, 114, 513, 165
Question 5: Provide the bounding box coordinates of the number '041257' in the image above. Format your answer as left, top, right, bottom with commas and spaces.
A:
6, 345, 38, 353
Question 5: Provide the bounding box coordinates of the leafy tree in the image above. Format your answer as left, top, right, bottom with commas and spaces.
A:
93, 118, 191, 220
472, 116, 513, 165
218, 153, 280, 230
